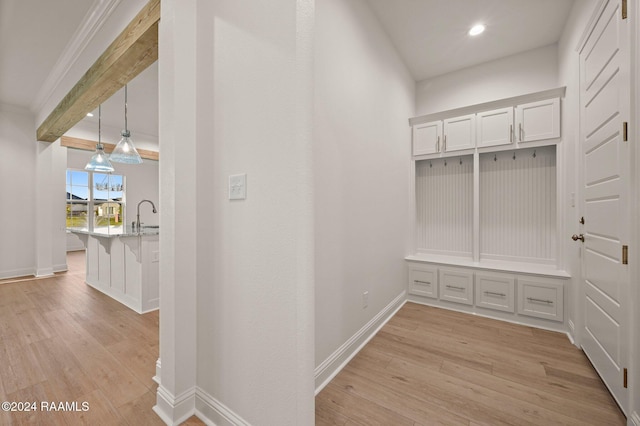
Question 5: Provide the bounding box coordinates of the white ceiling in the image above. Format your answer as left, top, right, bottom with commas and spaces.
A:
366, 0, 575, 81
0, 0, 575, 140
0, 0, 93, 108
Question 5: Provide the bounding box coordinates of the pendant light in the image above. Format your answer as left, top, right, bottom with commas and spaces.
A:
85, 105, 114, 172
110, 85, 143, 164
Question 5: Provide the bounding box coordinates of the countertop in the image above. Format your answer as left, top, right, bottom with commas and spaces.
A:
68, 226, 159, 238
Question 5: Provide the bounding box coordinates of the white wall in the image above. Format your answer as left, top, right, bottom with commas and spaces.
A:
0, 105, 37, 279
158, 0, 315, 424
415, 44, 559, 116
313, 0, 414, 380
43, 140, 68, 273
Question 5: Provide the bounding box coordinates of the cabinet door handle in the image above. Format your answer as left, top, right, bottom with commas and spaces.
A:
446, 285, 465, 291
436, 136, 440, 152
519, 123, 523, 141
414, 280, 431, 285
509, 124, 513, 143
485, 291, 506, 297
527, 297, 553, 304
443, 135, 447, 151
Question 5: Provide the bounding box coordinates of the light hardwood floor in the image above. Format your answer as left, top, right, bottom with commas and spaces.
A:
2, 254, 626, 425
0, 251, 204, 426
316, 302, 626, 426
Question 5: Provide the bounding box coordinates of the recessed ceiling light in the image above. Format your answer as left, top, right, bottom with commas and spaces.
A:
469, 24, 485, 36
86, 112, 94, 117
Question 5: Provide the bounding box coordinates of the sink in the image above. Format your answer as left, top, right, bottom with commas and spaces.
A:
141, 225, 159, 229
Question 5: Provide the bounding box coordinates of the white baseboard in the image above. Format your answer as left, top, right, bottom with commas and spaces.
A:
567, 319, 576, 346
153, 358, 161, 385
53, 262, 68, 273
195, 387, 251, 426
314, 290, 406, 394
630, 411, 640, 426
35, 267, 54, 278
0, 267, 36, 281
153, 384, 196, 426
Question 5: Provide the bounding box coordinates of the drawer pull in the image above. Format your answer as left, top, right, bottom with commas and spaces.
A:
527, 297, 553, 304
485, 291, 506, 297
446, 285, 465, 291
414, 280, 431, 285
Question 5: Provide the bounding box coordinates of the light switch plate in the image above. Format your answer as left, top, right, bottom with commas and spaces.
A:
229, 174, 247, 200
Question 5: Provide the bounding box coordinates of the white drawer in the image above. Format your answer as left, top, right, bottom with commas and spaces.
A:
518, 278, 564, 322
439, 268, 473, 305
408, 264, 438, 299
475, 273, 515, 313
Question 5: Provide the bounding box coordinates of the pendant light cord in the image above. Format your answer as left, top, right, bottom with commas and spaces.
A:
98, 104, 102, 149
124, 85, 128, 132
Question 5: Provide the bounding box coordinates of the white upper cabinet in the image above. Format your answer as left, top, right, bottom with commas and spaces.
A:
515, 98, 560, 143
412, 120, 442, 156
443, 114, 475, 152
476, 107, 514, 148
409, 89, 564, 158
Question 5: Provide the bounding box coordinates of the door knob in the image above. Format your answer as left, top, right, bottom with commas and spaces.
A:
572, 234, 585, 242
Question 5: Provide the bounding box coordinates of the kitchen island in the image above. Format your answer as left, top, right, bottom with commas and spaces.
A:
69, 227, 159, 313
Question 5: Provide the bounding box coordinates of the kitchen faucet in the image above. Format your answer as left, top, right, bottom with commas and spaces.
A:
135, 199, 157, 231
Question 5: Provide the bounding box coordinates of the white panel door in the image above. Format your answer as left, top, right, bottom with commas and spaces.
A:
443, 114, 475, 152
579, 0, 629, 414
412, 121, 441, 156
476, 107, 514, 148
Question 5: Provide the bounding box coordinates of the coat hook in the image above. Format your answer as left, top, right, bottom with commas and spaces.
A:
430, 161, 432, 168
444, 160, 447, 167
533, 149, 537, 158
513, 152, 516, 160
459, 157, 462, 165
494, 154, 497, 162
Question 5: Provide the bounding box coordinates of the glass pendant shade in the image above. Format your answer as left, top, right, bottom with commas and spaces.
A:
85, 105, 114, 172
110, 85, 142, 164
110, 130, 143, 164
85, 144, 115, 172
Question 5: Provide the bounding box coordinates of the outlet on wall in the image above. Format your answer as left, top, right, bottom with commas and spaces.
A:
362, 291, 369, 309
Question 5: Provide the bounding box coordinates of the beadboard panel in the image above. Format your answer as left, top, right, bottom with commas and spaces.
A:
416, 157, 473, 256
479, 146, 556, 263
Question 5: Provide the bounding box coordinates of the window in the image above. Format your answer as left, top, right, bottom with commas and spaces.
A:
66, 170, 126, 233
66, 170, 89, 229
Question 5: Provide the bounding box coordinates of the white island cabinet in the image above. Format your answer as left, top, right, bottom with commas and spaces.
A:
70, 228, 159, 314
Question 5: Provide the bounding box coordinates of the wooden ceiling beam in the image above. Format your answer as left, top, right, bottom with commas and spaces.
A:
61, 136, 159, 161
37, 0, 160, 142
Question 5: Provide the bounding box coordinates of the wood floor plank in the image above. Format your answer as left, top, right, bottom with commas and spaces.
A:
316, 404, 350, 426
106, 338, 158, 390
0, 251, 198, 425
59, 388, 126, 425
331, 361, 470, 425
376, 326, 494, 374
29, 337, 98, 402
117, 388, 166, 426
317, 383, 416, 426
348, 356, 533, 426
316, 303, 626, 425
440, 360, 625, 426
6, 381, 67, 426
